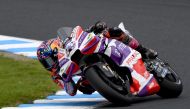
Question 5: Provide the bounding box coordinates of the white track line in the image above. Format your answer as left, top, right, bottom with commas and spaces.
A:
0, 42, 42, 50
34, 98, 106, 104
55, 90, 99, 95
0, 35, 42, 42
2, 106, 93, 109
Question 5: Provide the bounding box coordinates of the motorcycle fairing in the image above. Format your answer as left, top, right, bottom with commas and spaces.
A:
71, 26, 83, 41
59, 26, 160, 96
57, 26, 101, 81
103, 37, 160, 96
80, 34, 100, 54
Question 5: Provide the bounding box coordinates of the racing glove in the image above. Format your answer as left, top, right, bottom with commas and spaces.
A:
51, 73, 77, 96
64, 79, 77, 96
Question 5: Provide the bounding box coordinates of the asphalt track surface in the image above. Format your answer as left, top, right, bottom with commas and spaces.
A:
0, 0, 190, 109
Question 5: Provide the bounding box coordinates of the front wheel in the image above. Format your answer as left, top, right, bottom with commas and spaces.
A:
84, 62, 132, 104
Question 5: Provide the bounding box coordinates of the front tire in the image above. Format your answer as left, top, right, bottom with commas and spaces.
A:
84, 64, 132, 104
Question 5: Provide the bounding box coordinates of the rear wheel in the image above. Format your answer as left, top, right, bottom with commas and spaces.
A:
157, 64, 183, 98
84, 62, 132, 104
147, 58, 183, 98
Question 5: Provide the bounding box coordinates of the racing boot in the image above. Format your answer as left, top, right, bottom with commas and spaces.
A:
135, 44, 158, 59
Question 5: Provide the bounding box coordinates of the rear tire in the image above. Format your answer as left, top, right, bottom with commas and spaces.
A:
84, 64, 132, 105
157, 65, 183, 98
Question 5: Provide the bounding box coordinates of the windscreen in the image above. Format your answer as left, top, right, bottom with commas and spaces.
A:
57, 27, 73, 41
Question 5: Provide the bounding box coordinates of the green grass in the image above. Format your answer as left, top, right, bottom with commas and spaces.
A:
0, 55, 59, 108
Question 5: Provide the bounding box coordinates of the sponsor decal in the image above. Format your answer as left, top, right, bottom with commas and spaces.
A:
126, 51, 141, 67
60, 67, 65, 74
148, 81, 154, 89
114, 49, 121, 57
118, 43, 126, 51
143, 71, 150, 79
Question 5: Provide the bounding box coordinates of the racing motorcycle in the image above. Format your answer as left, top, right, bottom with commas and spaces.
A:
57, 22, 183, 104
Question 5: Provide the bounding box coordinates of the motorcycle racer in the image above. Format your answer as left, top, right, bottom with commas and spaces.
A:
37, 22, 158, 96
